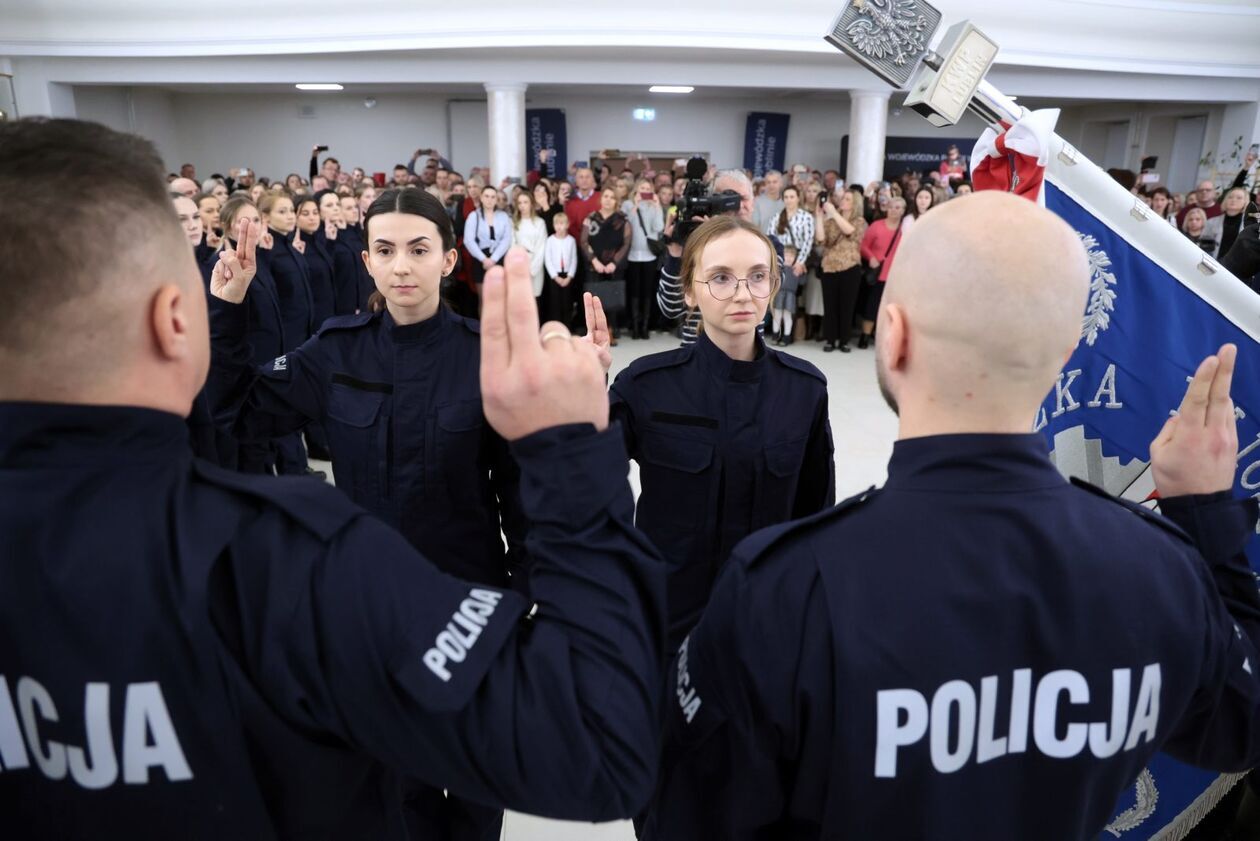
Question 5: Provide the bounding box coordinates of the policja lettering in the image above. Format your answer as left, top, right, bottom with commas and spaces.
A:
0, 674, 192, 788
874, 664, 1160, 778
423, 588, 504, 682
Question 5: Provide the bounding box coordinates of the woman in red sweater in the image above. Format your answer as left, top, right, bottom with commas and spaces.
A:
857, 195, 906, 348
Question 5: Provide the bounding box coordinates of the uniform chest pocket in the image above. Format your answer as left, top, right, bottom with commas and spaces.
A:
434, 401, 486, 496
758, 436, 808, 524
327, 385, 385, 428
635, 432, 716, 559
765, 436, 807, 478
325, 383, 391, 504
639, 432, 715, 474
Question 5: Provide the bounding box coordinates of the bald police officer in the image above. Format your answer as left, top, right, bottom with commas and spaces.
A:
640, 192, 1260, 839
0, 119, 665, 837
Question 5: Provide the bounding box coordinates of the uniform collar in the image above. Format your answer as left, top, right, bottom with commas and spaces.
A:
0, 402, 190, 467
883, 433, 1066, 493
695, 331, 766, 383
384, 304, 449, 344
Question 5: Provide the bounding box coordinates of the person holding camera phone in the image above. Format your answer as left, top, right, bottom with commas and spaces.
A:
624, 178, 665, 340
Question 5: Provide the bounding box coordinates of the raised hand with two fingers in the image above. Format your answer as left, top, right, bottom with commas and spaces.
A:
1150, 344, 1239, 497
480, 248, 609, 441
209, 218, 261, 304
583, 292, 612, 372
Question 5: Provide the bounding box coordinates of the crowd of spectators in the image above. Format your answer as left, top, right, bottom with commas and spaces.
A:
169, 140, 1260, 368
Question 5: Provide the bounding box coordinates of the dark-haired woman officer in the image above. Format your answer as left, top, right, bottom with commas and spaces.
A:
605, 215, 835, 653
206, 189, 529, 840
208, 188, 526, 586
295, 193, 338, 332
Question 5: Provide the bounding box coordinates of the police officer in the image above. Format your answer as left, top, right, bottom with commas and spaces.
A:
206, 188, 536, 838
206, 188, 526, 592
604, 216, 833, 652
639, 192, 1260, 839
204, 196, 286, 474
0, 118, 665, 838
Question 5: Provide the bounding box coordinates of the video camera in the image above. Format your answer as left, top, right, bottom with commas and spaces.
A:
670, 156, 742, 245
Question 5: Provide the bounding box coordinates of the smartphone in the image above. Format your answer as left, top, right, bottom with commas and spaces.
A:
505, 176, 521, 186
574, 160, 590, 170
793, 164, 807, 174
640, 191, 654, 200
315, 145, 329, 154
372, 172, 386, 187
1139, 172, 1160, 185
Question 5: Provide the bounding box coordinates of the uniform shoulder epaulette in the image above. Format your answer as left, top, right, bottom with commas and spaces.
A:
625, 344, 693, 378
315, 311, 376, 336
1068, 476, 1193, 546
447, 309, 481, 335
192, 460, 364, 542
741, 486, 880, 568
769, 350, 827, 385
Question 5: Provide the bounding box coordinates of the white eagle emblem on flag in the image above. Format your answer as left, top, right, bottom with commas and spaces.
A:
1079, 233, 1118, 346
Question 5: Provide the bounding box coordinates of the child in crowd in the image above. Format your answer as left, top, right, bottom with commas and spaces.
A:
773, 243, 799, 346
543, 211, 579, 327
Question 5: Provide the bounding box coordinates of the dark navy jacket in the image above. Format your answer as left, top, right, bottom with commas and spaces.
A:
201, 238, 286, 367
0, 403, 666, 839
609, 331, 834, 649
641, 434, 1260, 840
331, 224, 373, 315
205, 302, 526, 589
300, 228, 337, 333
264, 229, 314, 353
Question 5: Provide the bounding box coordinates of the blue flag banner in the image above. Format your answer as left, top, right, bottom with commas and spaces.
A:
1033, 140, 1258, 839
744, 112, 790, 177
526, 108, 567, 179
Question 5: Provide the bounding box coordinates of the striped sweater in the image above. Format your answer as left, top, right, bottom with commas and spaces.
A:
655, 238, 784, 345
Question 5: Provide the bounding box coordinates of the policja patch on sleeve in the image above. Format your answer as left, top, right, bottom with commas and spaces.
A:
390, 584, 528, 714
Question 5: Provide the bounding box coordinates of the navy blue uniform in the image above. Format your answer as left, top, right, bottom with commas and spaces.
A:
299, 228, 337, 333
640, 434, 1260, 840
0, 403, 666, 838
331, 223, 374, 315
610, 332, 834, 650
206, 301, 526, 589
264, 230, 314, 353
201, 238, 286, 474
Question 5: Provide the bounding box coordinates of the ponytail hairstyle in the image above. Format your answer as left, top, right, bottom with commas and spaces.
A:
776, 186, 800, 236
362, 188, 457, 312
218, 196, 257, 245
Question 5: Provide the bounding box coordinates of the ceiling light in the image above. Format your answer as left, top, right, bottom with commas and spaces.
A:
650, 85, 694, 94
296, 83, 343, 91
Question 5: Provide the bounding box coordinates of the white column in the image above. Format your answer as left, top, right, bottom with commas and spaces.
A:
484, 83, 527, 185
847, 90, 890, 189
1213, 102, 1260, 185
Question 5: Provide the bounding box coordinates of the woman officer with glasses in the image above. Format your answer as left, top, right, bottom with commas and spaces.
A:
606, 215, 835, 653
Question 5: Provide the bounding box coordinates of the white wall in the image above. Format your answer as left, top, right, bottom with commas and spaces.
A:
167, 91, 451, 180
79, 87, 992, 182
73, 85, 181, 169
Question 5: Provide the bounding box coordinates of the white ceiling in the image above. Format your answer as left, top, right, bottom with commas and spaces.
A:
4, 0, 1259, 81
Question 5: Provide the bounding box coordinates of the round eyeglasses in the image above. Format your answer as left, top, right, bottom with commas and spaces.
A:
696, 270, 773, 300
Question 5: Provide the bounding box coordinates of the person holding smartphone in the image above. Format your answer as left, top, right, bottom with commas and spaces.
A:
624, 178, 664, 339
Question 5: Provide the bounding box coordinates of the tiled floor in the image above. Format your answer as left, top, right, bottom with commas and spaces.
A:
312, 328, 900, 841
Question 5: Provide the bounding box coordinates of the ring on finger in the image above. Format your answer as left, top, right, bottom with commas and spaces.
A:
541, 330, 572, 345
